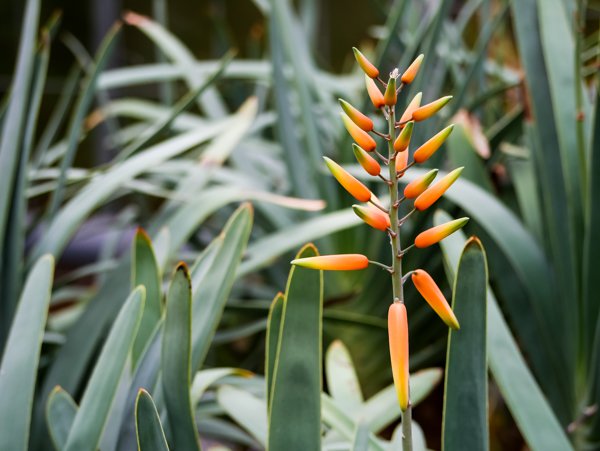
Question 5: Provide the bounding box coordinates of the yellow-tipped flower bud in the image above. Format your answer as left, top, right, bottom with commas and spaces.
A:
395, 148, 409, 175
394, 121, 414, 152
412, 96, 452, 122
388, 302, 410, 410
401, 54, 424, 84
324, 157, 372, 203
411, 270, 460, 329
414, 167, 463, 210
384, 73, 397, 106
353, 143, 381, 176
352, 204, 391, 231
341, 112, 377, 151
414, 217, 469, 248
403, 169, 438, 198
291, 254, 369, 271
413, 124, 454, 163
353, 47, 379, 78
339, 99, 373, 131
365, 75, 386, 109
399, 92, 422, 125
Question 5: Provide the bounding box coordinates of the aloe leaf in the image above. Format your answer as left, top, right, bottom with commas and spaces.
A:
351, 421, 370, 451
0, 254, 53, 451
442, 238, 489, 451
265, 292, 284, 413
191, 368, 252, 406
46, 386, 78, 450
326, 340, 364, 411
217, 385, 268, 447
135, 389, 170, 451
269, 244, 323, 450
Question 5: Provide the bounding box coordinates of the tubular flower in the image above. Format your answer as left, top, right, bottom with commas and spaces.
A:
403, 169, 438, 198
411, 270, 460, 329
411, 96, 452, 122
291, 254, 369, 271
365, 75, 386, 108
399, 92, 422, 125
384, 74, 397, 106
413, 124, 454, 163
353, 204, 391, 231
401, 54, 424, 84
341, 112, 377, 151
394, 121, 414, 152
324, 157, 372, 202
414, 167, 463, 210
339, 99, 373, 131
353, 47, 379, 78
353, 144, 381, 176
388, 302, 410, 410
395, 148, 409, 175
414, 218, 469, 248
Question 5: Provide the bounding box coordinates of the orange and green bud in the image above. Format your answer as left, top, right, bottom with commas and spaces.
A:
352, 204, 391, 231
339, 99, 373, 131
399, 92, 422, 124
413, 124, 454, 163
393, 121, 414, 152
324, 157, 372, 202
403, 169, 438, 198
341, 112, 377, 151
401, 54, 424, 84
384, 73, 397, 106
411, 270, 460, 329
414, 217, 469, 248
414, 167, 463, 210
291, 254, 369, 271
412, 96, 452, 122
365, 75, 386, 109
353, 143, 381, 176
388, 302, 410, 410
353, 47, 379, 78
395, 148, 409, 175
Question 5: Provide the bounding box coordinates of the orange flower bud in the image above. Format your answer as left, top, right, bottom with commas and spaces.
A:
352, 204, 391, 231
388, 302, 409, 410
365, 75, 385, 109
414, 217, 469, 248
384, 75, 397, 106
341, 112, 377, 151
412, 96, 452, 122
413, 125, 454, 163
401, 54, 424, 84
393, 121, 414, 152
399, 92, 422, 125
403, 169, 438, 198
339, 99, 373, 131
324, 157, 372, 203
353, 143, 381, 176
353, 47, 379, 78
414, 167, 463, 210
411, 270, 459, 329
395, 148, 409, 175
291, 254, 369, 271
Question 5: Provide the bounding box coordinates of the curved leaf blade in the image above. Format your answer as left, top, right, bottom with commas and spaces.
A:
135, 389, 169, 451
46, 386, 78, 451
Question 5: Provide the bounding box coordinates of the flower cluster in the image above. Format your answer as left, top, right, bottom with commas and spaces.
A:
292, 48, 467, 415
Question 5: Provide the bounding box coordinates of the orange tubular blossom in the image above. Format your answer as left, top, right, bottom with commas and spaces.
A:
413, 124, 454, 163
403, 169, 438, 199
414, 218, 469, 248
353, 47, 379, 78
341, 112, 377, 151
414, 167, 463, 210
388, 302, 410, 410
394, 121, 414, 152
411, 270, 460, 329
399, 92, 422, 125
401, 54, 424, 84
411, 96, 452, 122
365, 75, 385, 109
339, 99, 373, 131
353, 204, 391, 231
291, 254, 369, 271
324, 157, 372, 202
353, 144, 381, 176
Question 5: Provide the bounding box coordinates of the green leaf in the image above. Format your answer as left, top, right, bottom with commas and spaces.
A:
191, 368, 252, 406
64, 286, 145, 451
268, 244, 323, 451
351, 422, 370, 451
265, 292, 284, 413
46, 386, 78, 451
326, 340, 364, 411
161, 264, 200, 451
135, 389, 170, 451
217, 385, 268, 447
0, 254, 54, 451
442, 238, 489, 451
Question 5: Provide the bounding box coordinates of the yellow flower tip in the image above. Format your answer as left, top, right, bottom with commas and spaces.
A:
341, 112, 377, 151
365, 75, 386, 109
393, 121, 414, 152
339, 99, 373, 131
399, 92, 422, 124
353, 47, 379, 78
324, 157, 372, 203
395, 148, 409, 175
403, 168, 438, 198
401, 54, 424, 84
388, 302, 409, 411
352, 143, 381, 176
384, 75, 397, 106
411, 269, 459, 329
414, 167, 463, 211
411, 95, 453, 122
291, 254, 369, 271
413, 124, 455, 163
414, 217, 469, 248
352, 204, 391, 231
